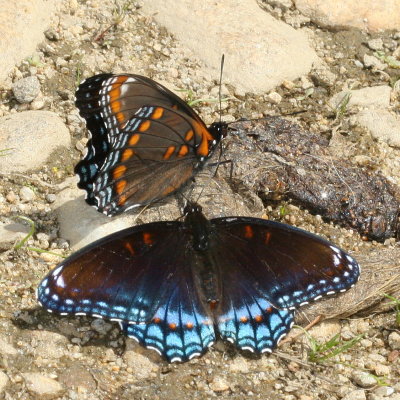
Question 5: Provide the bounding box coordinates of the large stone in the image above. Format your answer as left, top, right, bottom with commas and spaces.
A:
141, 0, 318, 93
0, 111, 70, 173
294, 0, 400, 31
355, 110, 400, 149
0, 0, 55, 84
22, 373, 64, 399
329, 86, 392, 110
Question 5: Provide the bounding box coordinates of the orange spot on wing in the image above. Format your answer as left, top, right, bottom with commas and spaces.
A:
240, 316, 249, 323
169, 323, 177, 330
186, 322, 194, 329
266, 307, 273, 313
115, 180, 126, 194
152, 317, 161, 324
163, 146, 175, 159
152, 107, 164, 119
254, 315, 263, 323
185, 129, 194, 141
110, 76, 128, 123
197, 133, 210, 157
129, 134, 140, 146
124, 242, 135, 255
264, 232, 271, 245
112, 165, 127, 180
118, 194, 127, 206
162, 185, 176, 196
177, 145, 189, 157
209, 300, 218, 311
143, 232, 153, 245
244, 225, 253, 239
121, 148, 134, 161
139, 120, 151, 132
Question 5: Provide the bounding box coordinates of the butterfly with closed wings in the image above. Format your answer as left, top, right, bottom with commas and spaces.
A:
75, 74, 227, 216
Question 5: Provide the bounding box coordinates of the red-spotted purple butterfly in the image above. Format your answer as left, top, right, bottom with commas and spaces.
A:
37, 203, 360, 363
75, 74, 227, 216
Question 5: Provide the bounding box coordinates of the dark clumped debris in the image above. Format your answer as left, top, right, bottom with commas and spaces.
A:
224, 117, 400, 242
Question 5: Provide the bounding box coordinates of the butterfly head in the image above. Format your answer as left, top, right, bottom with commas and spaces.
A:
183, 201, 203, 217
208, 121, 228, 141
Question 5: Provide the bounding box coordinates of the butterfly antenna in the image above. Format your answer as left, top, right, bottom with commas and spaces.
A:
218, 54, 225, 125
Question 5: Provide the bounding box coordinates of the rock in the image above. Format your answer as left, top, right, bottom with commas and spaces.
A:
0, 0, 55, 84
90, 318, 113, 335
209, 376, 230, 392
298, 396, 313, 400
264, 0, 293, 10
267, 92, 282, 104
363, 54, 387, 70
12, 76, 41, 103
294, 0, 400, 31
372, 363, 390, 376
19, 186, 36, 202
388, 331, 400, 350
58, 364, 97, 391
141, 0, 317, 93
310, 65, 336, 88
0, 338, 18, 356
372, 386, 394, 397
367, 38, 384, 51
351, 371, 377, 388
229, 356, 250, 373
0, 371, 8, 393
0, 111, 70, 173
0, 221, 30, 251
55, 176, 258, 250
388, 350, 399, 362
30, 330, 68, 360
329, 86, 391, 110
342, 389, 366, 400
355, 110, 400, 149
122, 351, 159, 380
53, 182, 144, 250
307, 320, 341, 341
22, 373, 64, 399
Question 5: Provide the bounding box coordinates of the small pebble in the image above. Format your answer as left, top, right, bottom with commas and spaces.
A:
363, 54, 386, 69
367, 38, 384, 50
209, 376, 230, 392
0, 371, 8, 393
19, 186, 36, 202
90, 319, 113, 335
342, 389, 366, 400
388, 332, 400, 350
372, 386, 394, 397
373, 364, 390, 376
46, 194, 57, 203
6, 191, 17, 203
267, 91, 282, 104
351, 371, 376, 388
22, 373, 64, 398
12, 76, 41, 103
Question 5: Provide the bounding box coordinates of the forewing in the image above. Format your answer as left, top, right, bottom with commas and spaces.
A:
38, 221, 188, 323
211, 217, 360, 311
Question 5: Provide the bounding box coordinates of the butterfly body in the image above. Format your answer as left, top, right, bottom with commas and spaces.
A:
37, 203, 360, 362
74, 74, 227, 216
